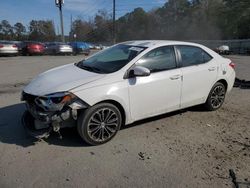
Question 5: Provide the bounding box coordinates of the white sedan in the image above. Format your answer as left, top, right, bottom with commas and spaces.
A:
0, 42, 19, 56
22, 40, 235, 145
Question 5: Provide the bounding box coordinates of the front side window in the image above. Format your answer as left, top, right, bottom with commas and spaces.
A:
177, 46, 212, 67
136, 46, 177, 72
76, 44, 146, 74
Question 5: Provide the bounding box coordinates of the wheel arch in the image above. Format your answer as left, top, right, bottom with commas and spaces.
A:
96, 99, 126, 126
217, 79, 228, 91
205, 79, 228, 102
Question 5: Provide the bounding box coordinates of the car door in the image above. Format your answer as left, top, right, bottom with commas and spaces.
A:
176, 45, 218, 108
127, 46, 182, 121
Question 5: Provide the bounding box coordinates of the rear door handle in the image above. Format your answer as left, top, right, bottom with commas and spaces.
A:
208, 67, 216, 71
170, 75, 181, 80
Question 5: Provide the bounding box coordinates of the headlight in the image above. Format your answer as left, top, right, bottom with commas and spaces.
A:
35, 92, 76, 111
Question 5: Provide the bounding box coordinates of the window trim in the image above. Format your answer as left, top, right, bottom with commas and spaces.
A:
175, 45, 213, 68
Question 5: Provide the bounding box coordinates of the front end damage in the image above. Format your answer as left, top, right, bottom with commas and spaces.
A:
21, 91, 88, 139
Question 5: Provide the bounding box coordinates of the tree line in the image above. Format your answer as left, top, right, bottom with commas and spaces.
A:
1, 0, 250, 43
0, 20, 57, 41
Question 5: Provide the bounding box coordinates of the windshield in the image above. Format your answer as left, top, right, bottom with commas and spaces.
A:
75, 44, 147, 74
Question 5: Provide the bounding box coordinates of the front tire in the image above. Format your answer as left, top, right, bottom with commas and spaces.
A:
204, 82, 226, 111
77, 103, 122, 145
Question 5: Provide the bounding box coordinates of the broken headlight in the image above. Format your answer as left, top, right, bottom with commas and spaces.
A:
35, 92, 76, 111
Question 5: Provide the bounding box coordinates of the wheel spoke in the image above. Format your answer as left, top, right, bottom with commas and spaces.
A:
212, 98, 218, 107
106, 126, 116, 133
89, 122, 100, 126
104, 127, 111, 138
97, 129, 102, 140
218, 96, 225, 99
101, 128, 105, 140
215, 99, 219, 106
219, 92, 225, 96
106, 112, 115, 123
101, 110, 105, 121
107, 118, 118, 124
106, 123, 118, 128
89, 126, 100, 133
211, 96, 216, 100
91, 127, 101, 137
96, 111, 103, 122
104, 109, 112, 122
92, 117, 101, 124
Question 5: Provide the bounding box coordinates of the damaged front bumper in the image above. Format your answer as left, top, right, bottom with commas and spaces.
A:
21, 91, 88, 139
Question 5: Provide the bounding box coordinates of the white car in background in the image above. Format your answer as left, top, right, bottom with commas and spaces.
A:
22, 40, 235, 145
0, 41, 19, 56
216, 45, 230, 55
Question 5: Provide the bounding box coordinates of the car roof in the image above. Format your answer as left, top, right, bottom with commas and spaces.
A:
121, 40, 220, 58
70, 41, 86, 43
22, 41, 43, 44
121, 40, 203, 48
0, 41, 14, 44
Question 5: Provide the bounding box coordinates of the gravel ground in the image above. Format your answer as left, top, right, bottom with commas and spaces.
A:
0, 54, 249, 188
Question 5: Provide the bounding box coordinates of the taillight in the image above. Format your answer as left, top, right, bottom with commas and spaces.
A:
28, 44, 36, 49
229, 61, 235, 69
0, 44, 3, 48
12, 45, 17, 48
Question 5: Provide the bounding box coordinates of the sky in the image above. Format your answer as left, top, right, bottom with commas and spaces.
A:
0, 0, 166, 35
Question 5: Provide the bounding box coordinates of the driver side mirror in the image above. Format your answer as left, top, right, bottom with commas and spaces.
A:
127, 66, 151, 78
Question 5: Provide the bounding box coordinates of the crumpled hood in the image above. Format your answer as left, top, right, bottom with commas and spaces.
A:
24, 63, 105, 96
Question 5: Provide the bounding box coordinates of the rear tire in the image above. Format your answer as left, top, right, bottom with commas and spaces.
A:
77, 103, 122, 145
204, 82, 226, 111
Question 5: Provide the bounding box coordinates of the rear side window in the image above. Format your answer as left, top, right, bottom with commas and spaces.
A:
177, 46, 212, 67
136, 46, 177, 72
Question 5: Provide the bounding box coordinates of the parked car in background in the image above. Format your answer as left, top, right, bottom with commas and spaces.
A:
22, 40, 235, 145
87, 43, 94, 49
15, 42, 23, 54
94, 44, 103, 50
19, 41, 45, 56
45, 42, 73, 55
215, 45, 230, 55
102, 45, 110, 50
69, 42, 90, 56
0, 41, 19, 56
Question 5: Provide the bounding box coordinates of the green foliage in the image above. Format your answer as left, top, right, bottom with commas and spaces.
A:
116, 0, 250, 41
0, 20, 14, 40
117, 8, 149, 41
14, 22, 26, 40
0, 20, 56, 41
70, 10, 113, 42
29, 20, 56, 41
220, 0, 250, 39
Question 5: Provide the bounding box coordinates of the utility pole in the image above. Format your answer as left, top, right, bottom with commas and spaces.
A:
113, 0, 116, 44
55, 0, 65, 42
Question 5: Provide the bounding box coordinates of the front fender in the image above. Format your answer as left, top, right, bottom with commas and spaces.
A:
71, 81, 132, 125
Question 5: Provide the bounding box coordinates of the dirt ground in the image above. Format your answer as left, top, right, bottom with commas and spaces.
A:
0, 54, 249, 188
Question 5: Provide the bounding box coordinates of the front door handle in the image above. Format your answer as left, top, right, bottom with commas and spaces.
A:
208, 67, 216, 71
170, 75, 181, 80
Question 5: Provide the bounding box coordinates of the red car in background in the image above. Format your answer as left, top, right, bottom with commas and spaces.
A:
19, 41, 45, 55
